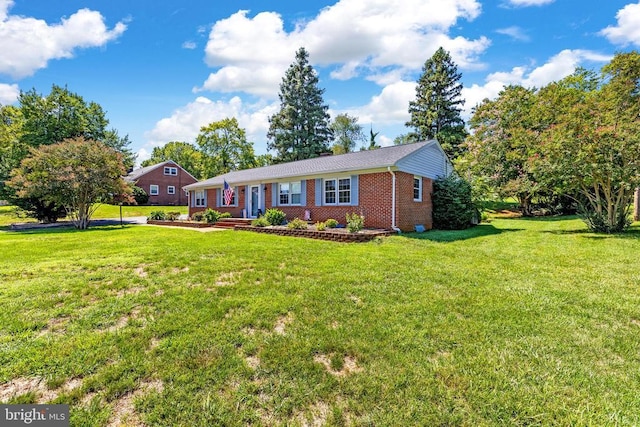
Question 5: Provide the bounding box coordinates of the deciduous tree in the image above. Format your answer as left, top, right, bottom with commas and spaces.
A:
267, 47, 332, 162
197, 118, 257, 177
330, 113, 364, 154
8, 137, 131, 229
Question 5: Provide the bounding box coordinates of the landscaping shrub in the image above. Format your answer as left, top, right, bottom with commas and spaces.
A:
132, 186, 149, 205
315, 221, 327, 231
432, 175, 476, 230
346, 213, 364, 233
579, 204, 631, 234
166, 211, 181, 221
265, 208, 286, 226
148, 210, 166, 221
219, 212, 232, 219
325, 218, 339, 228
191, 211, 204, 222
203, 208, 223, 223
287, 217, 308, 230
251, 217, 270, 227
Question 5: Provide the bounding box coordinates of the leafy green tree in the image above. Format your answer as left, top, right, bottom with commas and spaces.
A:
267, 47, 333, 162
197, 118, 257, 177
536, 52, 640, 232
4, 85, 134, 220
330, 113, 364, 154
8, 137, 131, 229
0, 105, 26, 201
141, 141, 205, 179
19, 85, 108, 148
406, 47, 467, 159
393, 133, 418, 145
464, 85, 540, 216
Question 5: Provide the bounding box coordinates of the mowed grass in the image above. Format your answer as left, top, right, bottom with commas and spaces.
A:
0, 205, 188, 227
1, 218, 640, 425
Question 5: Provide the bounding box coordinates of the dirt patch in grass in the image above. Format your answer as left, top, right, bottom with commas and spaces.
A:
0, 377, 83, 403
274, 313, 293, 335
115, 287, 145, 297
295, 401, 330, 427
36, 316, 70, 337
215, 272, 238, 286
106, 379, 164, 427
314, 354, 363, 377
171, 267, 189, 274
100, 308, 142, 333
245, 356, 260, 370
134, 266, 148, 278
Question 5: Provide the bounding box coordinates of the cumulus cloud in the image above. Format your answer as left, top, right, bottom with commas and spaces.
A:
600, 1, 640, 46
461, 49, 611, 117
142, 96, 278, 157
0, 0, 127, 79
0, 82, 19, 104
182, 41, 197, 49
199, 0, 489, 98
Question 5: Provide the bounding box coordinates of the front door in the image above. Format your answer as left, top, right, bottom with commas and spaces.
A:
250, 185, 260, 217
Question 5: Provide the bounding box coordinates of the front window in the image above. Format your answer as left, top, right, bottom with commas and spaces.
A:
279, 181, 302, 205
150, 185, 159, 196
324, 178, 350, 205
164, 167, 177, 176
414, 176, 422, 201
195, 190, 205, 207
168, 186, 175, 195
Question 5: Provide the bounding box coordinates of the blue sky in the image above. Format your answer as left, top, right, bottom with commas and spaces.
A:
0, 0, 638, 166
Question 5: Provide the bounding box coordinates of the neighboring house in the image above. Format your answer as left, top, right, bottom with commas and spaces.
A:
183, 140, 453, 231
126, 161, 198, 206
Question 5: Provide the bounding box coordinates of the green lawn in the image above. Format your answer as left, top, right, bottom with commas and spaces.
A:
1, 217, 640, 425
0, 205, 188, 227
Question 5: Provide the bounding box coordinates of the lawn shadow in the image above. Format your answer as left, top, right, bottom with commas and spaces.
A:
5, 224, 135, 235
543, 227, 640, 240
403, 223, 523, 243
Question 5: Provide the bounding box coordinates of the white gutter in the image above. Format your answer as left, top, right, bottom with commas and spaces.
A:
387, 167, 401, 233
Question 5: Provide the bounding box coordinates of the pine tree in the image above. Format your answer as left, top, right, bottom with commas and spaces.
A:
406, 47, 467, 159
267, 47, 333, 163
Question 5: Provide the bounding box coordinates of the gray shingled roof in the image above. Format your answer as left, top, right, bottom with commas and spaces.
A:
184, 140, 434, 190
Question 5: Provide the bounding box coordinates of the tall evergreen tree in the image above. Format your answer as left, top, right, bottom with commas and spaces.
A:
406, 47, 467, 159
267, 47, 333, 163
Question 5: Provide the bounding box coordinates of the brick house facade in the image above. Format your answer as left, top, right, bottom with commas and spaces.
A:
183, 141, 452, 232
126, 161, 198, 206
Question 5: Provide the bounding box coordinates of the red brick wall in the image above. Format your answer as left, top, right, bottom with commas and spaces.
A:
135, 163, 198, 205
189, 171, 433, 231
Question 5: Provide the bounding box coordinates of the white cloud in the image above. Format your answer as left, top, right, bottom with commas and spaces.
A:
0, 1, 127, 79
199, 0, 489, 98
0, 82, 18, 104
182, 41, 196, 49
504, 0, 554, 6
343, 80, 416, 125
142, 96, 278, 156
461, 49, 611, 117
496, 26, 530, 42
600, 1, 640, 47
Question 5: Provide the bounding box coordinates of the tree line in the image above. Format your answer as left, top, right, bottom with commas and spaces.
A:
460, 51, 640, 233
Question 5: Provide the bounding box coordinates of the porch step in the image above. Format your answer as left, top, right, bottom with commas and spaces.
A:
213, 218, 254, 229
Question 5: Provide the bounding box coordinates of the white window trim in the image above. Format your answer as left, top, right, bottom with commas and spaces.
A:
167, 185, 176, 195
164, 166, 178, 176
195, 190, 206, 207
150, 184, 159, 196
278, 181, 302, 206
324, 177, 351, 205
414, 176, 422, 202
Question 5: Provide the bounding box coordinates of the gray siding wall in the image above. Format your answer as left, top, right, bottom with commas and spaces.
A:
396, 144, 452, 179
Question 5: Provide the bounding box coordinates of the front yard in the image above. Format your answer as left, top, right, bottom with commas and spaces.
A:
1, 217, 639, 425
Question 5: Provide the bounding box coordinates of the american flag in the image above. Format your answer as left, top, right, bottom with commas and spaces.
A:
223, 180, 234, 206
